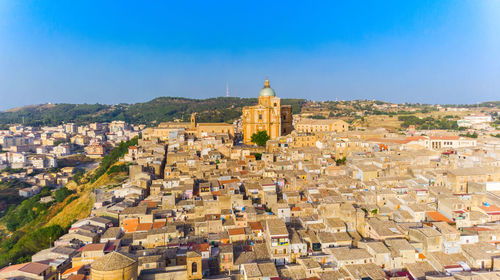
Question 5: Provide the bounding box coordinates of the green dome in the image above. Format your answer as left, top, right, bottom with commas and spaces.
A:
259, 87, 276, 97
259, 78, 276, 97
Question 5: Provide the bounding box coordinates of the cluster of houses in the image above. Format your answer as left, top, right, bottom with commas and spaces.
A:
15, 167, 80, 198
0, 121, 141, 198
0, 121, 141, 170
1, 112, 500, 279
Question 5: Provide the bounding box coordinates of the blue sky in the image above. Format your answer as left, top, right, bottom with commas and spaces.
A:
0, 1, 499, 110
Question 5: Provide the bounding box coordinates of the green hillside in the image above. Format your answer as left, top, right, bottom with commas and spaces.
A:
0, 97, 306, 128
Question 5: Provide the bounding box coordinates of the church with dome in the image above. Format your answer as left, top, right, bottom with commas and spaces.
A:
242, 78, 293, 144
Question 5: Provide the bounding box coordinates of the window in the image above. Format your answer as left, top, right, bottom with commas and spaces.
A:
259, 114, 262, 120
192, 262, 198, 273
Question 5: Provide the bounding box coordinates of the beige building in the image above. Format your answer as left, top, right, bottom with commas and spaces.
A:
192, 114, 234, 138
295, 118, 349, 133
408, 227, 443, 253
447, 167, 491, 193
0, 262, 56, 280
186, 251, 202, 280
143, 113, 234, 141
242, 79, 292, 144
326, 247, 374, 267
90, 252, 138, 280
461, 242, 500, 270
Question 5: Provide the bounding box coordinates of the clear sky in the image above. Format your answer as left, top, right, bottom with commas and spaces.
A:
0, 1, 499, 110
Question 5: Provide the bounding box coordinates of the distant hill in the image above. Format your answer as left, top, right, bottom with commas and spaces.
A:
0, 97, 306, 128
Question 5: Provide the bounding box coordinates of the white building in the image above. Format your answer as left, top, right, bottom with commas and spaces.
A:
52, 145, 71, 157
464, 114, 493, 124
19, 185, 42, 198
427, 136, 476, 150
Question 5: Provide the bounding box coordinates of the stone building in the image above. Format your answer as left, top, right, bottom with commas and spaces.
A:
242, 78, 292, 144
143, 112, 234, 141
186, 251, 202, 279
295, 118, 349, 133
90, 251, 138, 280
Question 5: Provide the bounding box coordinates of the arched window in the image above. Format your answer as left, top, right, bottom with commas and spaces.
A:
192, 262, 198, 273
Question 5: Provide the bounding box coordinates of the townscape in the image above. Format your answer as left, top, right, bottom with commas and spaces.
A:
0, 80, 500, 280
0, 121, 141, 199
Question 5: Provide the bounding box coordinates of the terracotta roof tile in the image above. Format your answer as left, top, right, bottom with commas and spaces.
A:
479, 205, 500, 214
228, 228, 245, 235
249, 222, 264, 232
78, 243, 106, 252
135, 223, 152, 232
123, 218, 139, 233
62, 264, 85, 276
152, 221, 166, 229
430, 136, 460, 140
67, 275, 86, 280
426, 211, 452, 223
0, 263, 27, 273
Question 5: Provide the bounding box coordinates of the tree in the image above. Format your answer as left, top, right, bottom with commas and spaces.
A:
54, 187, 73, 202
0, 225, 64, 267
336, 157, 347, 165
252, 153, 262, 160
460, 132, 478, 138
251, 131, 270, 147
91, 136, 139, 182
72, 168, 85, 183
308, 115, 326, 119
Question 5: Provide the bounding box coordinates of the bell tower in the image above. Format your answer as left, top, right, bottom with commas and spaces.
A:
190, 113, 197, 129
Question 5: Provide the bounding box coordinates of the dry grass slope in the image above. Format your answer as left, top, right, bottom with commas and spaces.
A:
46, 191, 93, 229
46, 163, 127, 229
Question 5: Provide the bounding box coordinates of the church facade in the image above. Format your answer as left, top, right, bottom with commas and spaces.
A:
242, 79, 293, 144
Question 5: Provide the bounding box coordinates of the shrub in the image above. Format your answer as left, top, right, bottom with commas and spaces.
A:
106, 164, 129, 175
54, 187, 73, 203
91, 136, 138, 182
250, 131, 270, 147
0, 225, 65, 267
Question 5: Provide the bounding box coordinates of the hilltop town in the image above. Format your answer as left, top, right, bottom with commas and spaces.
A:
1, 81, 500, 280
